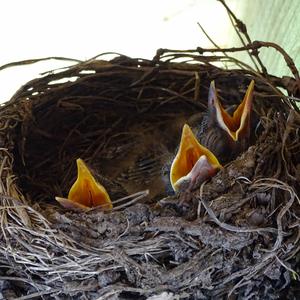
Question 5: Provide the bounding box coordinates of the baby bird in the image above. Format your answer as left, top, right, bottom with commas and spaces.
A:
55, 158, 113, 210
169, 124, 222, 193
198, 80, 255, 164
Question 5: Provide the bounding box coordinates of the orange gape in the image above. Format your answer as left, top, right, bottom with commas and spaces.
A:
56, 158, 112, 210
210, 80, 255, 141
170, 124, 222, 192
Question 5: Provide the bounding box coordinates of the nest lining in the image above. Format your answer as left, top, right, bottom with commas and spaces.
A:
0, 48, 299, 300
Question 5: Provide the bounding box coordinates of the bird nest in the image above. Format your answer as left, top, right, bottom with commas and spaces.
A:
0, 43, 300, 299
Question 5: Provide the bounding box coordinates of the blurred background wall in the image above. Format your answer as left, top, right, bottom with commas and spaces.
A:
1, 0, 299, 102
232, 0, 300, 77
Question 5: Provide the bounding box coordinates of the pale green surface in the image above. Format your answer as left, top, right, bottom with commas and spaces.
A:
227, 0, 300, 77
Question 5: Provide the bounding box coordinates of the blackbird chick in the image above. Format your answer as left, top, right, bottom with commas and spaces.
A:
169, 124, 222, 194
113, 120, 221, 199
56, 158, 126, 210
197, 80, 256, 164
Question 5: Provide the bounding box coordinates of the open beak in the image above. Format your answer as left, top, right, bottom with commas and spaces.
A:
56, 158, 112, 210
209, 80, 255, 141
170, 124, 222, 192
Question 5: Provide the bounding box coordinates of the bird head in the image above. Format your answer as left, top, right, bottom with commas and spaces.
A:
208, 80, 255, 142
56, 158, 112, 210
197, 80, 255, 163
170, 124, 222, 192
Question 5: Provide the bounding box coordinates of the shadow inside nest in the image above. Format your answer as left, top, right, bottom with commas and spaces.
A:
1, 55, 299, 300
